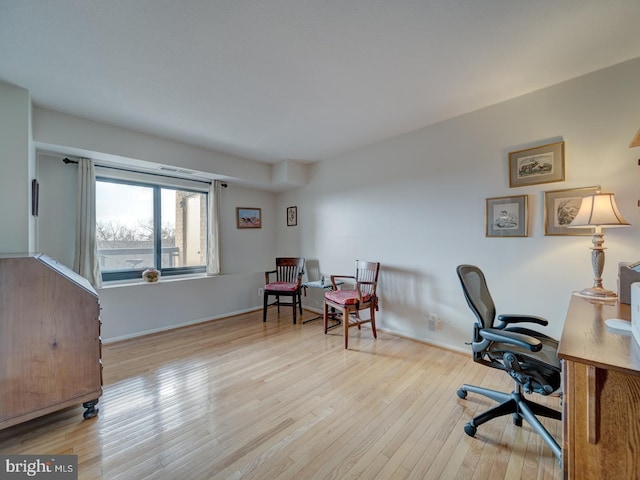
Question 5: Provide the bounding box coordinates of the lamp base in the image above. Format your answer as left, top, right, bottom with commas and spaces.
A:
579, 286, 618, 298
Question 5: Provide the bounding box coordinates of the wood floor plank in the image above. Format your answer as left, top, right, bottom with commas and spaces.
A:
0, 309, 562, 479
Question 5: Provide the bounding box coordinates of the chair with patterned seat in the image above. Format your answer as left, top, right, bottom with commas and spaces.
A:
263, 257, 305, 324
323, 260, 380, 349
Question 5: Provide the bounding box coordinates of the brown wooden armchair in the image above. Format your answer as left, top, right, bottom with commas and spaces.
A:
263, 257, 305, 324
323, 260, 380, 349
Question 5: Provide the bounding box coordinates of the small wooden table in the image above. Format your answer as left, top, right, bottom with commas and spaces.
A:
558, 294, 640, 479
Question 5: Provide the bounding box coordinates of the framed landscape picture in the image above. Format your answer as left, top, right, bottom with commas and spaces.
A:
236, 207, 262, 229
486, 195, 528, 237
544, 186, 599, 236
509, 141, 565, 187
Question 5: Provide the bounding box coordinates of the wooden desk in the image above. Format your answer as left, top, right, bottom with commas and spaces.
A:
0, 254, 102, 429
558, 294, 640, 479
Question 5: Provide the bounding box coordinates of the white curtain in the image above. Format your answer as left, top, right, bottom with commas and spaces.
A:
206, 180, 222, 275
73, 158, 102, 288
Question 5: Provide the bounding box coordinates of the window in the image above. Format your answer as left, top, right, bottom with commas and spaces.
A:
96, 177, 208, 281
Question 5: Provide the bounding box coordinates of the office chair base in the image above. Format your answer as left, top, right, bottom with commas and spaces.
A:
457, 383, 562, 462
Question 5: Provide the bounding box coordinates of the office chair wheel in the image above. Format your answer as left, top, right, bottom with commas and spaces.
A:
456, 388, 467, 399
464, 422, 477, 437
512, 413, 522, 427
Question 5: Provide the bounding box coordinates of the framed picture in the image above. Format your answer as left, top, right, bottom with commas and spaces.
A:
287, 206, 297, 226
509, 141, 565, 187
486, 195, 528, 237
236, 207, 262, 229
31, 179, 39, 216
544, 186, 600, 236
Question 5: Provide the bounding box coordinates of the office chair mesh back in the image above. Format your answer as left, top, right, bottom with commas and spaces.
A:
455, 264, 563, 461
458, 266, 495, 329
457, 265, 561, 396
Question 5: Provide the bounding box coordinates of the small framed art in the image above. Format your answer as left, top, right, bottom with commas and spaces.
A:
31, 179, 39, 216
509, 141, 565, 187
486, 195, 528, 237
544, 186, 600, 236
287, 206, 297, 226
236, 207, 262, 229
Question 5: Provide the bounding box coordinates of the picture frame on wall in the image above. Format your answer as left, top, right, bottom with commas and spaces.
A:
31, 179, 39, 216
486, 195, 528, 237
544, 186, 600, 236
236, 207, 262, 229
509, 141, 565, 188
287, 206, 297, 226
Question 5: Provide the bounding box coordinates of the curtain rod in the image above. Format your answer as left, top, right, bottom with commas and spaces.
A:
62, 157, 228, 187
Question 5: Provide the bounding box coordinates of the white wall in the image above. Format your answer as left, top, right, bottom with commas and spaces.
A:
33, 107, 272, 187
34, 147, 277, 342
282, 58, 640, 351
14, 58, 640, 347
98, 271, 265, 340
36, 153, 76, 265
30, 108, 301, 341
0, 82, 34, 253
98, 179, 276, 340
98, 182, 276, 340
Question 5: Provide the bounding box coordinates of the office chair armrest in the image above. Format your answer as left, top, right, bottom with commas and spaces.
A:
505, 326, 558, 344
480, 328, 543, 352
496, 314, 548, 329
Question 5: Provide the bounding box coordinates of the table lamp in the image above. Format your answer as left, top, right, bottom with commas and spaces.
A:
568, 192, 629, 298
630, 127, 640, 148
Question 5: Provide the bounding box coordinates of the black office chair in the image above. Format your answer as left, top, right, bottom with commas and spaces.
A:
455, 265, 562, 462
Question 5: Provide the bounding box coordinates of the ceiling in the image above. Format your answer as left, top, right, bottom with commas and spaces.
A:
2, 0, 640, 165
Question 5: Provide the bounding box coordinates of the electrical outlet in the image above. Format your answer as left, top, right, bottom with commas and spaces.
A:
258, 288, 263, 297
427, 313, 438, 331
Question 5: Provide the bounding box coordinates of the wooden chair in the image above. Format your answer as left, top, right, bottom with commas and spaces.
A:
323, 260, 380, 349
263, 257, 305, 324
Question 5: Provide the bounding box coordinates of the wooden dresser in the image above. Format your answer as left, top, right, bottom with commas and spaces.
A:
0, 253, 102, 430
558, 294, 640, 480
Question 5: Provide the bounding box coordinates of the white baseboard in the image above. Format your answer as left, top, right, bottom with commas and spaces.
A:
102, 306, 262, 344
104, 306, 470, 357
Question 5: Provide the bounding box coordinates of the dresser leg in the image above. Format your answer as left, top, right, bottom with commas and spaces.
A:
82, 399, 99, 419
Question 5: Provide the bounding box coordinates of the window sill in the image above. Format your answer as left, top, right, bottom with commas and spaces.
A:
100, 272, 215, 289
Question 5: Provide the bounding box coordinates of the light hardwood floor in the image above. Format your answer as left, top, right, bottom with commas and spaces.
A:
0, 309, 562, 479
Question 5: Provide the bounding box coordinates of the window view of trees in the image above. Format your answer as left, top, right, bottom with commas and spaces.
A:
96, 219, 176, 245
96, 178, 207, 280
96, 219, 179, 272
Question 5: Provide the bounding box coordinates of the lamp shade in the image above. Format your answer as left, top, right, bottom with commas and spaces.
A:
568, 193, 629, 227
630, 128, 640, 148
